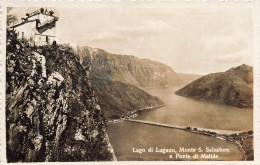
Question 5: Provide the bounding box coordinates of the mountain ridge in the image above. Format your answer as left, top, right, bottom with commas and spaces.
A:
74, 45, 184, 88
91, 78, 164, 119
73, 45, 168, 119
175, 64, 253, 108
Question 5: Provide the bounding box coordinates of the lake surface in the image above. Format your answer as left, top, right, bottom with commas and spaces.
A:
139, 87, 253, 131
106, 87, 253, 161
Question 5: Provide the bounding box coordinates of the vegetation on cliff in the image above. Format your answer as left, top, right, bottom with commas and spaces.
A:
74, 46, 168, 119
92, 79, 164, 119
6, 31, 115, 162
176, 64, 253, 108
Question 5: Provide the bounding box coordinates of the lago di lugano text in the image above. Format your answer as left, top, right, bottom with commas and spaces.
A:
133, 147, 230, 154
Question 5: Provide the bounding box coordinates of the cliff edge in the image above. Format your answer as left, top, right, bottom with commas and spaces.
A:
6, 31, 116, 162
74, 46, 166, 119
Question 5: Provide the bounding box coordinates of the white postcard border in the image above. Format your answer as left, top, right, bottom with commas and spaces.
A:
0, 0, 259, 165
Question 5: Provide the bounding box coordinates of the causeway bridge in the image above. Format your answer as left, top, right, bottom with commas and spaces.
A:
124, 119, 244, 135
125, 119, 186, 130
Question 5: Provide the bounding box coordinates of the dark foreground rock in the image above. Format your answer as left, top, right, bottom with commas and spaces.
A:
175, 64, 253, 108
6, 31, 115, 162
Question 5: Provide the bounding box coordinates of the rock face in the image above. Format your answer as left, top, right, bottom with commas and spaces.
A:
74, 46, 167, 119
6, 31, 115, 162
175, 64, 253, 108
92, 79, 164, 119
75, 46, 183, 88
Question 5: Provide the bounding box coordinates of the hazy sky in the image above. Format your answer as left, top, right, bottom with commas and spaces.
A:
9, 7, 253, 75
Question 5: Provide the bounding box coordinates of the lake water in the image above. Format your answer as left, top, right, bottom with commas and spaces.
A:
106, 87, 253, 161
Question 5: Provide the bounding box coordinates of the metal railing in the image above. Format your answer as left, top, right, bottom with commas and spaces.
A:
38, 18, 55, 28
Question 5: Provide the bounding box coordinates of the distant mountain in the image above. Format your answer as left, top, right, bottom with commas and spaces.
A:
175, 64, 253, 108
75, 46, 183, 88
74, 46, 176, 119
177, 73, 202, 85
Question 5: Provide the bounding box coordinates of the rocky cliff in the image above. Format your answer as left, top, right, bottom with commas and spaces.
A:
75, 46, 183, 88
74, 46, 167, 119
175, 64, 253, 108
92, 79, 164, 119
6, 31, 115, 162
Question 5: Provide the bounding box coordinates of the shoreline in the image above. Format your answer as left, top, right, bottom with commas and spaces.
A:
182, 126, 252, 160
105, 86, 253, 160
175, 126, 251, 160
106, 103, 165, 124
123, 119, 252, 161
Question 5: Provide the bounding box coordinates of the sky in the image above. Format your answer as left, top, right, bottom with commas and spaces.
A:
9, 7, 253, 75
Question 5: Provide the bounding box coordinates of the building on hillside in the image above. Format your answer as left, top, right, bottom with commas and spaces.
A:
10, 8, 59, 46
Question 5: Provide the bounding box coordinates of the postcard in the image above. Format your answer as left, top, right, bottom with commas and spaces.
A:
0, 0, 259, 164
